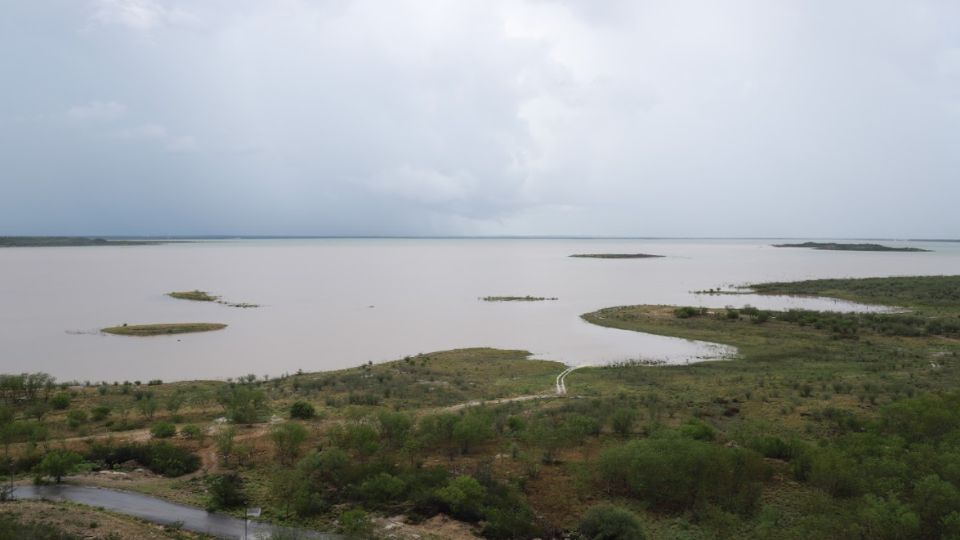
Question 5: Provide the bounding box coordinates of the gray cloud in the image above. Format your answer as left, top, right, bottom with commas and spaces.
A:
1, 0, 958, 236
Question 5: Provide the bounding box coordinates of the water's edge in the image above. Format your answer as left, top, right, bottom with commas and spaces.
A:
12, 485, 341, 540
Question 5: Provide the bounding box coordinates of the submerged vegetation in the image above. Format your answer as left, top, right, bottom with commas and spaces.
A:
481, 296, 558, 302
5, 275, 960, 539
569, 253, 664, 259
772, 241, 931, 252
101, 323, 227, 336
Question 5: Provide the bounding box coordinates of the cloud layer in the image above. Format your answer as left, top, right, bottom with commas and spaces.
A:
1, 0, 959, 236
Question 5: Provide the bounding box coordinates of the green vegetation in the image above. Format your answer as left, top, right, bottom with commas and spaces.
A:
482, 296, 558, 302
0, 236, 159, 247
580, 504, 646, 540
6, 276, 960, 539
168, 290, 219, 302
167, 290, 260, 308
772, 241, 930, 252
101, 323, 227, 336
570, 253, 664, 259
748, 275, 960, 308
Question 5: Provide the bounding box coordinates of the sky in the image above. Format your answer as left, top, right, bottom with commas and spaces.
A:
1, 1, 959, 238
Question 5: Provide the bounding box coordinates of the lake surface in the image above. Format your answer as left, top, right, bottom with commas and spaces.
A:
2, 238, 960, 381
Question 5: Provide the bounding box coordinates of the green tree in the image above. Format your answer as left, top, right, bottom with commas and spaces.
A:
271, 422, 308, 465
37, 450, 82, 483
435, 475, 486, 521
206, 473, 247, 510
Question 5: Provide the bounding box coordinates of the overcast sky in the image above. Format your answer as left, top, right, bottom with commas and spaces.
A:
2, 1, 958, 237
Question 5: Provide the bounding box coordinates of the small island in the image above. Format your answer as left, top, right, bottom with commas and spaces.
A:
101, 323, 227, 336
168, 290, 218, 302
772, 242, 930, 252
569, 253, 664, 259
167, 290, 259, 308
481, 296, 558, 302
0, 236, 160, 247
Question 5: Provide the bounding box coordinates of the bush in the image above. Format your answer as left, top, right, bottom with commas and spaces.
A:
150, 422, 177, 439
611, 408, 638, 437
674, 306, 704, 319
339, 509, 373, 539
206, 473, 247, 510
596, 436, 766, 515
271, 422, 308, 465
580, 504, 646, 540
36, 450, 83, 483
49, 393, 71, 410
66, 410, 87, 429
90, 406, 111, 422
357, 472, 407, 505
86, 442, 199, 477
180, 424, 203, 439
435, 475, 486, 521
289, 400, 316, 420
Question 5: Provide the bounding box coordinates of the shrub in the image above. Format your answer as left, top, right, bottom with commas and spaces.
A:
86, 442, 200, 477
217, 384, 266, 424
339, 509, 373, 539
206, 473, 247, 510
357, 472, 407, 505
90, 406, 111, 422
580, 504, 646, 540
150, 422, 177, 439
36, 450, 83, 483
435, 475, 486, 521
679, 419, 715, 441
49, 393, 71, 410
611, 408, 638, 437
271, 422, 308, 465
289, 400, 316, 420
674, 306, 704, 319
596, 436, 766, 515
180, 424, 203, 440
66, 410, 87, 429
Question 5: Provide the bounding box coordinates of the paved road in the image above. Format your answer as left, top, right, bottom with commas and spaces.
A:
13, 485, 342, 540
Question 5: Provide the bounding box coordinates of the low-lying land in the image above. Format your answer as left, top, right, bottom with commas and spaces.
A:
772, 241, 930, 252
168, 290, 260, 308
168, 290, 219, 302
0, 236, 160, 247
481, 296, 558, 302
569, 253, 664, 259
3, 275, 959, 539
101, 323, 228, 336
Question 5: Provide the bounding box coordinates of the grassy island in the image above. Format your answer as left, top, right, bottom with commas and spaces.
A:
167, 290, 219, 302
570, 253, 664, 259
101, 323, 227, 336
772, 241, 930, 252
482, 295, 558, 302
167, 290, 259, 308
0, 236, 160, 247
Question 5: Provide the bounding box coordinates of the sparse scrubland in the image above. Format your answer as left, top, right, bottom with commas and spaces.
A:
3, 276, 960, 539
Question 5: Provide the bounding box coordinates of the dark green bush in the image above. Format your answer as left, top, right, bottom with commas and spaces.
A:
206, 473, 247, 510
596, 435, 766, 515
150, 421, 177, 439
86, 442, 199, 477
289, 400, 316, 419
579, 504, 646, 540
49, 393, 70, 410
